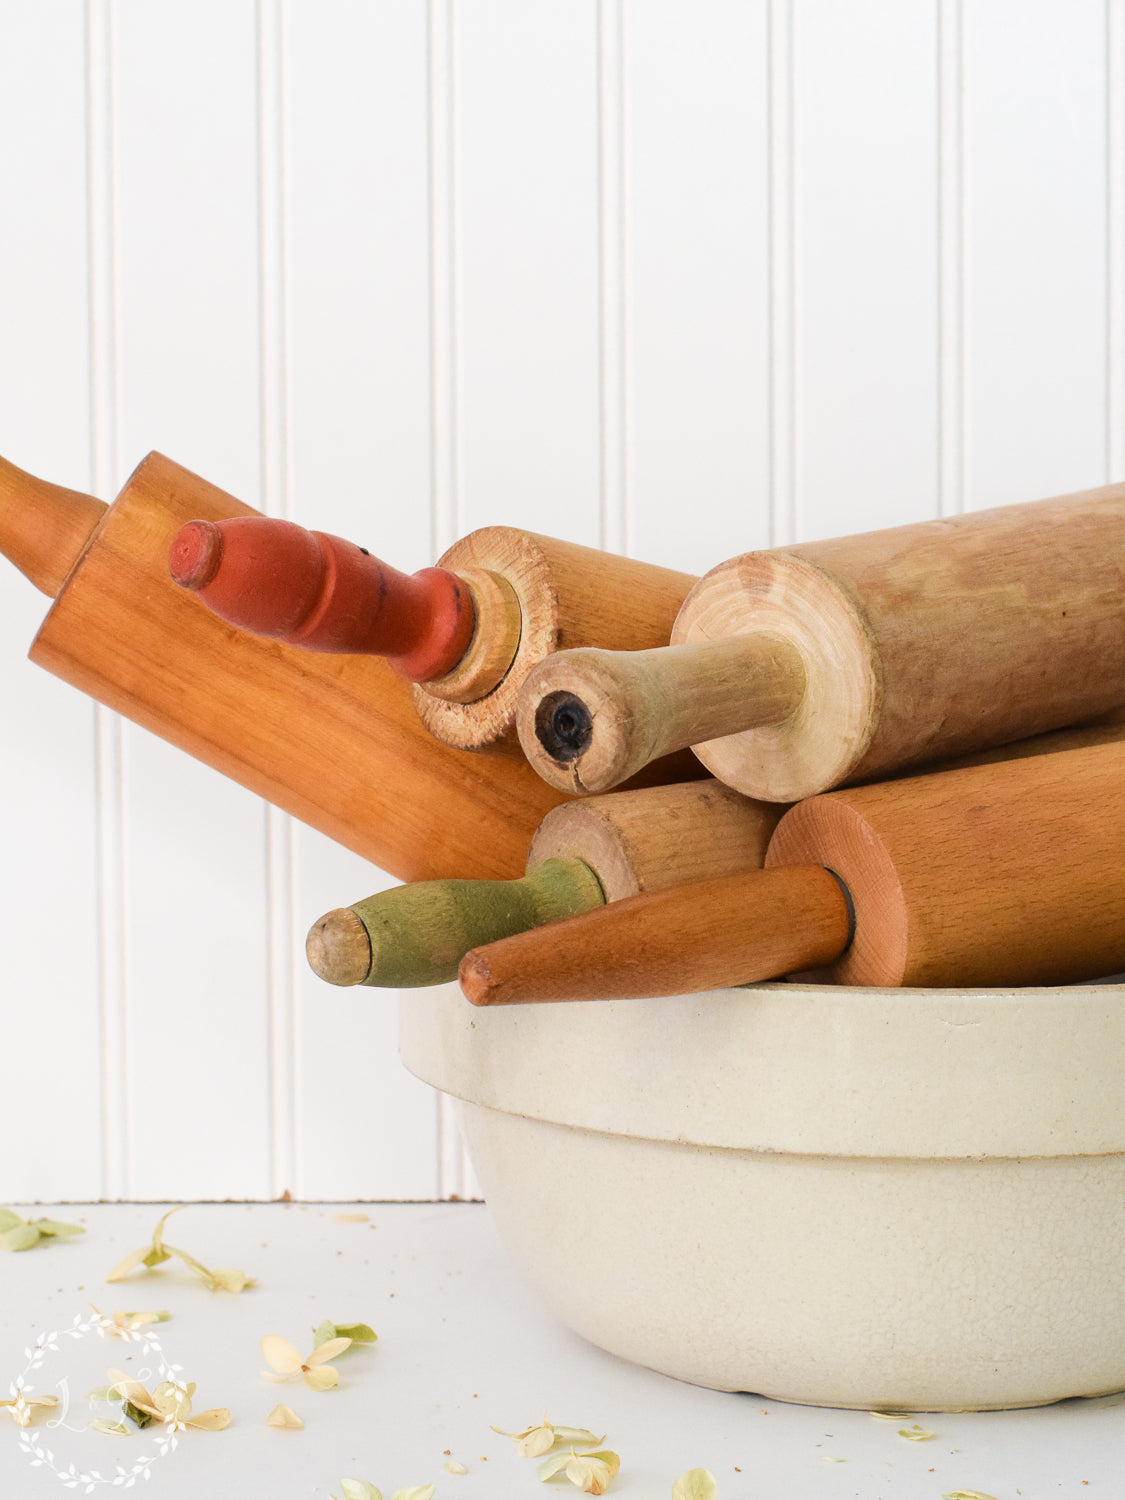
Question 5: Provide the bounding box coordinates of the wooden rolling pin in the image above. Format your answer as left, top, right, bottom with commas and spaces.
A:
459, 738, 1125, 1003
307, 714, 1125, 989
306, 779, 783, 987
0, 450, 570, 882
516, 483, 1125, 799
169, 516, 697, 750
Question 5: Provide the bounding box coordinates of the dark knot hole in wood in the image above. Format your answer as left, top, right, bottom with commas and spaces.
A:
536, 690, 594, 763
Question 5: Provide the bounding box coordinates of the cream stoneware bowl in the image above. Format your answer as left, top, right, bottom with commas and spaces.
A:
400, 978, 1125, 1412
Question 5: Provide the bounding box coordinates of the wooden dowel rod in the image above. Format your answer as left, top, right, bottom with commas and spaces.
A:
458, 865, 851, 1005
518, 636, 807, 794
0, 454, 108, 597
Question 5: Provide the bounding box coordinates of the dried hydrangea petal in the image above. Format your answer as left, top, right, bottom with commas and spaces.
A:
306, 1338, 352, 1366
0, 1224, 41, 1252
334, 1214, 369, 1223
390, 1488, 436, 1500
90, 1419, 130, 1436
261, 1336, 304, 1376
444, 1459, 468, 1474
565, 1451, 619, 1495
942, 1492, 998, 1500
672, 1470, 718, 1500
32, 1218, 84, 1237
0, 1208, 24, 1232
267, 1404, 304, 1430
304, 1364, 340, 1392
338, 1481, 383, 1500
898, 1424, 937, 1441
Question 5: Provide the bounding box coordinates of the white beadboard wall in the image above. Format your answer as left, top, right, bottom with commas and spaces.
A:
0, 0, 1120, 1202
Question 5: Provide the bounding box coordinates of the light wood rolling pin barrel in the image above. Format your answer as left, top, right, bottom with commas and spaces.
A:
306, 778, 784, 988
517, 484, 1125, 800
0, 450, 571, 883
169, 516, 698, 751
459, 738, 1125, 1003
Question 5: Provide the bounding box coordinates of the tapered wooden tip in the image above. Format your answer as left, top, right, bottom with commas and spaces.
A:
168, 515, 476, 680
306, 908, 373, 987
0, 453, 108, 597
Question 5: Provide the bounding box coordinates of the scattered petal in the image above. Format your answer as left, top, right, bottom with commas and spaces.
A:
898, 1424, 937, 1441
494, 1416, 602, 1458
565, 1451, 619, 1495
267, 1404, 304, 1430
672, 1470, 717, 1500
0, 1224, 42, 1252
0, 1208, 24, 1232
391, 1488, 436, 1500
337, 1482, 382, 1500
305, 1337, 352, 1366
106, 1208, 252, 1291
90, 1419, 130, 1436
106, 1245, 158, 1283
942, 1493, 998, 1500
32, 1218, 85, 1237
303, 1364, 339, 1392
443, 1460, 468, 1474
261, 1337, 304, 1377
334, 1214, 369, 1223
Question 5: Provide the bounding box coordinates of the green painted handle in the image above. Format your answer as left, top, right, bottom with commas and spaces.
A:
351, 857, 605, 988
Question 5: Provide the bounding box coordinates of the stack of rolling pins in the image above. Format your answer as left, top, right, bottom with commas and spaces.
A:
3, 448, 1125, 1004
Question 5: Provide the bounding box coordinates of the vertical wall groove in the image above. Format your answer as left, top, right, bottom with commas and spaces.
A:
938, 0, 966, 516
1108, 0, 1125, 480
257, 0, 300, 1200
768, 0, 797, 546
597, 0, 627, 557
86, 0, 130, 1202
428, 0, 461, 559
428, 0, 465, 1198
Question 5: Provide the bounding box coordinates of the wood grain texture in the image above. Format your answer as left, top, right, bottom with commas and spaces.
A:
674, 483, 1125, 800
527, 777, 785, 901
766, 739, 1125, 987
458, 864, 850, 1004
413, 526, 696, 748
0, 454, 109, 598
27, 452, 569, 883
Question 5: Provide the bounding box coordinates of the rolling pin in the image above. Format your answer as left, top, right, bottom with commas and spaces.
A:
168, 516, 697, 750
0, 450, 571, 882
458, 738, 1125, 1003
306, 778, 784, 987
515, 483, 1125, 799
306, 714, 1125, 989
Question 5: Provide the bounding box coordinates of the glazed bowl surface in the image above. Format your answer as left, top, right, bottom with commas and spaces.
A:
400, 978, 1125, 1410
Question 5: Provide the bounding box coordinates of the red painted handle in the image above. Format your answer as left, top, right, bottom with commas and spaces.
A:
168, 516, 475, 681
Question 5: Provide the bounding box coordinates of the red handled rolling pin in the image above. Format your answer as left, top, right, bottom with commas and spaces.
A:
0, 450, 569, 882
459, 738, 1125, 1003
169, 516, 697, 750
306, 778, 783, 987
516, 483, 1125, 799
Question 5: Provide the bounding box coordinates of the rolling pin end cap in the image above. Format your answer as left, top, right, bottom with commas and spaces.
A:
306, 908, 373, 986
458, 949, 496, 1006
169, 520, 224, 591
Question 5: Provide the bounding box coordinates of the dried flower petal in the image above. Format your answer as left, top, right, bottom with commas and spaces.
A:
390, 1488, 436, 1500
672, 1470, 718, 1500
942, 1493, 998, 1500
90, 1419, 131, 1436
0, 1225, 41, 1252
0, 1208, 24, 1232
0, 1393, 60, 1427
337, 1482, 383, 1500
494, 1416, 603, 1458
314, 1321, 377, 1349
444, 1460, 468, 1474
898, 1424, 936, 1441
33, 1218, 84, 1237
565, 1451, 619, 1495
334, 1213, 369, 1223
262, 1336, 304, 1377
107, 1207, 253, 1291
267, 1404, 304, 1430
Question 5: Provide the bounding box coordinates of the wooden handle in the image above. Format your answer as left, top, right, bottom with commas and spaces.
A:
458, 865, 851, 1005
28, 451, 570, 883
765, 738, 1125, 987
516, 637, 807, 793
413, 527, 697, 750
673, 482, 1125, 801
168, 516, 475, 681
306, 857, 605, 988
0, 454, 108, 597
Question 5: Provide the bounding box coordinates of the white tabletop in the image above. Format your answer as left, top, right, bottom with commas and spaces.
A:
0, 1202, 1117, 1498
